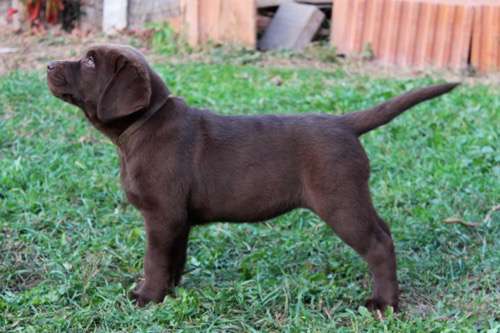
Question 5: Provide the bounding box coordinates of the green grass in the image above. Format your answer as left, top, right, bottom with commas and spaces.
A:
0, 62, 499, 332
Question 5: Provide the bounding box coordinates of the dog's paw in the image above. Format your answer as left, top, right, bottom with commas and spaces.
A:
364, 298, 399, 313
129, 281, 166, 307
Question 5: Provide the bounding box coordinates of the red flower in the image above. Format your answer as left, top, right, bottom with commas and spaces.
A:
6, 7, 18, 23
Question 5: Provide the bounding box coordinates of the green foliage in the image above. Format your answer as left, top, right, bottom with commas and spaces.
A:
207, 45, 263, 66
146, 22, 190, 56
362, 43, 375, 61
303, 42, 338, 63
0, 64, 499, 332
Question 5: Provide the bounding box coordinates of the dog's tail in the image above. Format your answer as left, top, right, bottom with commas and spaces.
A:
340, 82, 460, 136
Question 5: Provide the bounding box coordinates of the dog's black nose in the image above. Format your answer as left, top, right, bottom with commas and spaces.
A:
47, 62, 57, 71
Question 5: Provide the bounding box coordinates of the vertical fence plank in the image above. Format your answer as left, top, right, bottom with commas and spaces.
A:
397, 0, 420, 67
433, 3, 455, 68
174, 0, 256, 48
331, 0, 350, 54
199, 0, 221, 43
349, 0, 367, 53
220, 0, 256, 47
449, 3, 474, 70
380, 0, 402, 64
482, 5, 500, 71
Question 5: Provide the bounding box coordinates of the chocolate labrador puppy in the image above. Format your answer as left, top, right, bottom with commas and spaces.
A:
47, 44, 459, 311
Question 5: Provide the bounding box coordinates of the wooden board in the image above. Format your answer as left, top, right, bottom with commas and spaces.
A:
471, 3, 500, 72
449, 3, 474, 69
413, 1, 438, 68
381, 0, 402, 64
217, 0, 257, 47
397, 0, 420, 67
179, 0, 199, 47
172, 0, 256, 48
331, 0, 349, 54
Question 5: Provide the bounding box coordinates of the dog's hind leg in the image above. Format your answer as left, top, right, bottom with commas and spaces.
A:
309, 181, 399, 312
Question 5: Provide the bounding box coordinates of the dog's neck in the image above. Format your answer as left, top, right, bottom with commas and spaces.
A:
115, 94, 174, 146
87, 72, 173, 147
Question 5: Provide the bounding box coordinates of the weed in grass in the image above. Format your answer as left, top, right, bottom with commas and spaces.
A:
146, 23, 191, 56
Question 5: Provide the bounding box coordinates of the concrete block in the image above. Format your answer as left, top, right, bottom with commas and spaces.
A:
259, 2, 325, 50
256, 0, 292, 8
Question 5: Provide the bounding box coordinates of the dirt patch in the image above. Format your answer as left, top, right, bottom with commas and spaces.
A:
0, 28, 150, 76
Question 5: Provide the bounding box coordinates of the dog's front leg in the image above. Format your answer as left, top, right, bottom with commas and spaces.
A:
130, 210, 189, 307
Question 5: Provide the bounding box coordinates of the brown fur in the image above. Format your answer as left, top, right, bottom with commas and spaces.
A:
47, 44, 459, 311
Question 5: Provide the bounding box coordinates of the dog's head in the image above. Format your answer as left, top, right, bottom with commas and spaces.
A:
47, 45, 167, 134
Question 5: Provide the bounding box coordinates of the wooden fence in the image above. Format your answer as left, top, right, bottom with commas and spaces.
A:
2, 0, 498, 72
331, 0, 500, 72
172, 0, 499, 72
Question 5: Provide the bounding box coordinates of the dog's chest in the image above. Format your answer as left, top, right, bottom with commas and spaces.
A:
119, 154, 146, 209
118, 151, 179, 211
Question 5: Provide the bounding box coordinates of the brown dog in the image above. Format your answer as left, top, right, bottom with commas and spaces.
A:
47, 44, 459, 311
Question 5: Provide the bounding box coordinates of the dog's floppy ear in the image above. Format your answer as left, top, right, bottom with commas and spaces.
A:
97, 54, 152, 123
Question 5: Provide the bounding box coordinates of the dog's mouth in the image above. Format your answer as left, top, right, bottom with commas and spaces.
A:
47, 72, 68, 87
48, 83, 79, 105
48, 85, 72, 101
60, 93, 84, 108
47, 75, 78, 105
52, 77, 67, 87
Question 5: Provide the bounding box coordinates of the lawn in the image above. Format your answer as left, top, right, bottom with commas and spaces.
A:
0, 59, 499, 332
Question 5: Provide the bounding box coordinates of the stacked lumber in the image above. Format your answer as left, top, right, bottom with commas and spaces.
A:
331, 0, 500, 72
172, 0, 330, 51
170, 0, 257, 48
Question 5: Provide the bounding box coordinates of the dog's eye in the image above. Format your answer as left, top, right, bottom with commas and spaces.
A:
82, 56, 95, 69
